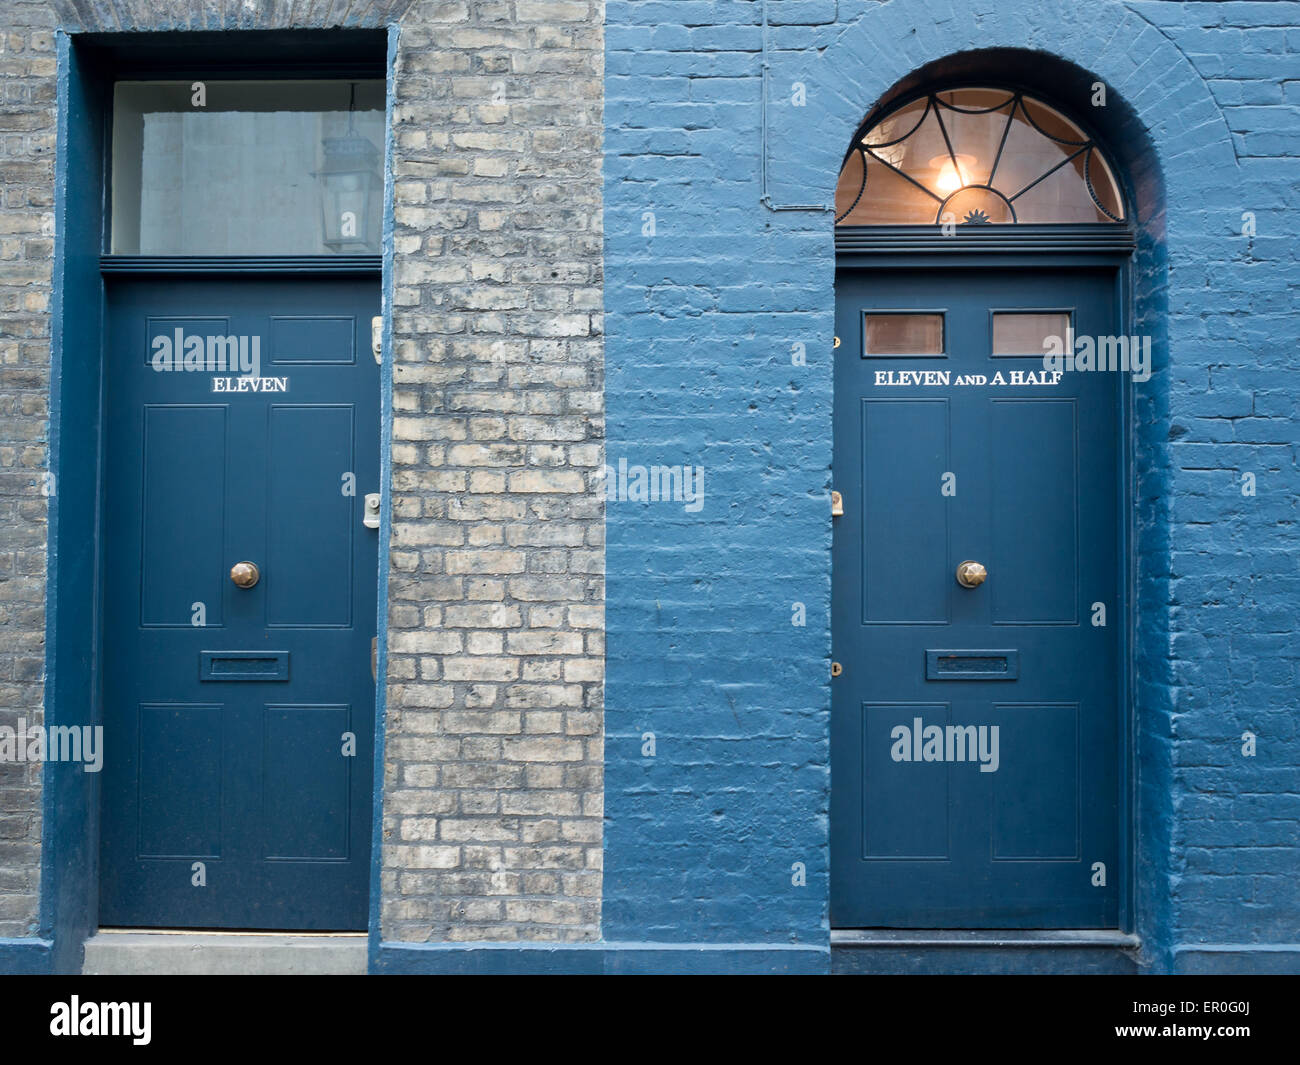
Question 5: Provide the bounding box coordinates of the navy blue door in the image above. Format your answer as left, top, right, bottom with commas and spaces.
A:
100, 278, 380, 929
831, 267, 1121, 928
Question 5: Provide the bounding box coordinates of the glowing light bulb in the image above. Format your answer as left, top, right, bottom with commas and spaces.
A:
936, 161, 964, 193
929, 154, 978, 194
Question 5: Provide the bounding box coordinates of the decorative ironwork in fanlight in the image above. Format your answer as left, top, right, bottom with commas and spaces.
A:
835, 88, 1125, 226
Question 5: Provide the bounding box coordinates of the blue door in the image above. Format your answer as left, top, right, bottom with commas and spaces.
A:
100, 278, 380, 930
831, 266, 1122, 928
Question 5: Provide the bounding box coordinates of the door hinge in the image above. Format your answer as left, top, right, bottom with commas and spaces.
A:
371, 316, 383, 364
831, 661, 842, 678
363, 492, 381, 529
831, 490, 844, 517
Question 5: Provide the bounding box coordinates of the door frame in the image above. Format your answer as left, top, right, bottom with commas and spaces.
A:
42, 28, 394, 972
831, 224, 1138, 933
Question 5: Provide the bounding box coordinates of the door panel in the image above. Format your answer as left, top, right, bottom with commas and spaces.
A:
100, 278, 379, 930
266, 405, 356, 627
862, 399, 950, 624
140, 406, 228, 626
831, 267, 1121, 928
989, 398, 1078, 623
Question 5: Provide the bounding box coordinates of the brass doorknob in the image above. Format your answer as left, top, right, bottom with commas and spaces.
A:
956, 560, 987, 588
230, 561, 260, 589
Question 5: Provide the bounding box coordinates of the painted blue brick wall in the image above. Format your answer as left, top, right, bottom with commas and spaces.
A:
1129, 2, 1300, 970
604, 0, 832, 947
604, 0, 1300, 972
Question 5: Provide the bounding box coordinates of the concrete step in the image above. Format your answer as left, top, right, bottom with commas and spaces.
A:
83, 931, 368, 976
831, 929, 1141, 975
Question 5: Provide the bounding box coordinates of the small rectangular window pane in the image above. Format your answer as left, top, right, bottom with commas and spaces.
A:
111, 80, 385, 255
993, 312, 1071, 356
863, 313, 944, 356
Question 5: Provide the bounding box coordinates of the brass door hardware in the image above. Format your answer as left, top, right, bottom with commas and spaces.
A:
831, 491, 844, 517
230, 561, 260, 589
956, 560, 987, 588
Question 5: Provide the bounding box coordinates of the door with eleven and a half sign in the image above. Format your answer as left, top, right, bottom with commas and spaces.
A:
831, 86, 1133, 929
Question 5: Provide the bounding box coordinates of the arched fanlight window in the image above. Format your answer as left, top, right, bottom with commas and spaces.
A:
836, 88, 1125, 226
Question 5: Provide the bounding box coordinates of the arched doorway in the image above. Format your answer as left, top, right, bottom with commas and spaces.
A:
831, 86, 1134, 928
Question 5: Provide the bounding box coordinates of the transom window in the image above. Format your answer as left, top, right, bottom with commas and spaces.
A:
835, 88, 1125, 226
110, 80, 385, 255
